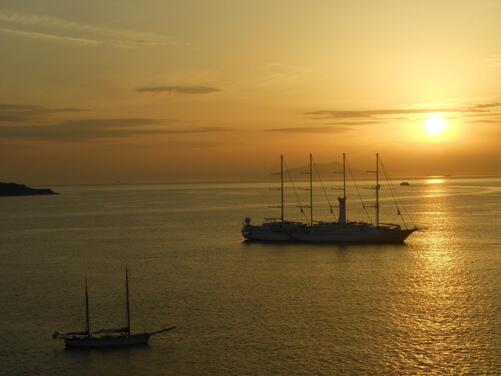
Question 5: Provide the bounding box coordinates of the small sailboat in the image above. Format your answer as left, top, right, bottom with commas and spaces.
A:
53, 267, 175, 349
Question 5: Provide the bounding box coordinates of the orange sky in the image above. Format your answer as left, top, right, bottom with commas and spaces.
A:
0, 1, 500, 183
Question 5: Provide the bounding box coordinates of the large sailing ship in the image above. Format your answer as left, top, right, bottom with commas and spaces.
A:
242, 153, 417, 243
53, 267, 176, 349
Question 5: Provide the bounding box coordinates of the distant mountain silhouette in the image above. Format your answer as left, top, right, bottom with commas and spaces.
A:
261, 161, 364, 181
0, 182, 58, 196
287, 160, 364, 178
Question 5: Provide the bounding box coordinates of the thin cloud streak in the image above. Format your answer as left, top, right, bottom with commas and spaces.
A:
325, 120, 384, 125
0, 117, 231, 141
0, 26, 101, 46
162, 141, 232, 148
0, 104, 89, 122
0, 11, 180, 48
58, 118, 162, 128
266, 126, 352, 134
465, 119, 501, 124
266, 120, 385, 134
306, 102, 501, 119
473, 102, 501, 109
462, 112, 501, 118
136, 85, 221, 94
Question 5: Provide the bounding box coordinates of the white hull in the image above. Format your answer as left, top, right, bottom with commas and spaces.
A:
243, 229, 292, 241
242, 222, 416, 244
65, 333, 150, 349
291, 227, 415, 243
242, 221, 306, 242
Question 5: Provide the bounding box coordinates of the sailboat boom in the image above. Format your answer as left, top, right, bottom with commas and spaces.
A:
148, 326, 177, 336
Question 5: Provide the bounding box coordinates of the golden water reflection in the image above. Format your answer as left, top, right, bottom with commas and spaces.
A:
426, 178, 445, 185
385, 183, 486, 374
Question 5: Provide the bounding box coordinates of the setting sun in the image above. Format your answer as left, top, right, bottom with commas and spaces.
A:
424, 115, 447, 136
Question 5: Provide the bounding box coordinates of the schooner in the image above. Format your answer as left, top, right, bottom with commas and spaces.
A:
53, 267, 176, 349
242, 153, 418, 243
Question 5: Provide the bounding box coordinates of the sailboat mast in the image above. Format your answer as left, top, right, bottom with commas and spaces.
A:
85, 278, 90, 338
310, 153, 313, 226
337, 153, 347, 224
280, 154, 284, 223
125, 266, 131, 336
343, 152, 346, 199
376, 153, 380, 227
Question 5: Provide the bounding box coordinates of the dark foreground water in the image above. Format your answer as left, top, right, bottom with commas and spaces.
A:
0, 178, 500, 375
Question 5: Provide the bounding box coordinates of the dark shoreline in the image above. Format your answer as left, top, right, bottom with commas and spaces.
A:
0, 182, 58, 197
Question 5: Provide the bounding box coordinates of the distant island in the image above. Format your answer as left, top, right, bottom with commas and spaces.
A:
0, 182, 58, 196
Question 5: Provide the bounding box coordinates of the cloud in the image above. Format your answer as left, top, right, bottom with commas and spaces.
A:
162, 141, 231, 148
264, 119, 385, 134
0, 103, 230, 141
136, 85, 221, 94
266, 125, 352, 133
101, 140, 236, 150
0, 117, 231, 141
462, 112, 501, 118
471, 102, 501, 109
465, 119, 501, 124
0, 103, 88, 123
305, 102, 501, 119
156, 126, 231, 134
58, 118, 162, 128
325, 120, 384, 126
0, 26, 101, 46
0, 11, 180, 48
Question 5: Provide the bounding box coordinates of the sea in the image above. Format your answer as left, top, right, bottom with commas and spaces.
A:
0, 177, 500, 375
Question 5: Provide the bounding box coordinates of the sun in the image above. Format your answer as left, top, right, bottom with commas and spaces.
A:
424, 114, 447, 136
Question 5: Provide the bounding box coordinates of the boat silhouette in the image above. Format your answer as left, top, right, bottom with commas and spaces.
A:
53, 267, 175, 349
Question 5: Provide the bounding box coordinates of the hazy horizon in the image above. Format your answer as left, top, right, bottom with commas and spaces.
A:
12, 171, 501, 188
1, 1, 500, 184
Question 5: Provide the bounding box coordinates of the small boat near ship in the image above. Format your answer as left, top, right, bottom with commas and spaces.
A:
53, 267, 176, 349
242, 153, 418, 244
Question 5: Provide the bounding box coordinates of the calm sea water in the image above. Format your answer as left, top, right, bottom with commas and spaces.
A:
0, 178, 500, 375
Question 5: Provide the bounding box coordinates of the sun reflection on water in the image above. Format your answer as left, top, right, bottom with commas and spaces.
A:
426, 178, 445, 185
386, 181, 492, 375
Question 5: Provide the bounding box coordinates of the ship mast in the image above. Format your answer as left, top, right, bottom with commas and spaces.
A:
309, 153, 313, 226
337, 153, 347, 224
376, 153, 380, 227
343, 153, 346, 199
85, 278, 90, 338
280, 154, 284, 223
125, 266, 131, 337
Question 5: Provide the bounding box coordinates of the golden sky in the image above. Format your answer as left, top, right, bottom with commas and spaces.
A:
0, 1, 500, 183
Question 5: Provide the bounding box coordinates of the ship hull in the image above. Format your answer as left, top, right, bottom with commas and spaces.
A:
291, 227, 416, 244
242, 223, 416, 244
242, 229, 292, 242
65, 333, 150, 349
242, 221, 306, 242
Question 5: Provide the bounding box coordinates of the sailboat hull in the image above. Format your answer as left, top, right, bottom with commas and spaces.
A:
65, 333, 150, 349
